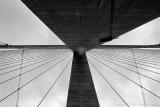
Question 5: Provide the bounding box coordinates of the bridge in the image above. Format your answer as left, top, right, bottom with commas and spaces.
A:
0, 0, 160, 107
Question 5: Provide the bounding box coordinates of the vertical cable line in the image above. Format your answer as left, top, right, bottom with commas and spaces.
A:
97, 50, 160, 68
87, 58, 129, 107
36, 59, 72, 107
91, 50, 160, 66
0, 50, 26, 63
0, 51, 54, 66
0, 54, 71, 85
0, 54, 71, 103
16, 49, 24, 107
109, 50, 160, 63
0, 52, 70, 76
90, 52, 160, 76
134, 50, 160, 58
0, 49, 64, 65
131, 49, 147, 107
91, 50, 160, 64
88, 53, 160, 99
0, 50, 66, 71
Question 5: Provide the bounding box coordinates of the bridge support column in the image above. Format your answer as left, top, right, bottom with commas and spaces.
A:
66, 51, 100, 107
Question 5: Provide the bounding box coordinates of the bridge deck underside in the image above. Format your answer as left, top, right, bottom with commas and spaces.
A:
21, 0, 160, 50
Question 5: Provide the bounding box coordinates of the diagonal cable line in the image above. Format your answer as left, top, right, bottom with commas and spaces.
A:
96, 49, 160, 63
90, 52, 160, 75
0, 54, 22, 63
97, 52, 160, 76
89, 53, 160, 84
88, 54, 160, 99
0, 54, 71, 85
87, 58, 129, 107
134, 49, 160, 57
0, 55, 54, 75
36, 59, 72, 107
98, 51, 160, 69
0, 52, 55, 66
0, 53, 52, 67
107, 54, 160, 69
0, 50, 30, 63
101, 49, 159, 63
90, 50, 160, 65
0, 52, 70, 75
0, 50, 67, 65
90, 51, 160, 73
99, 0, 104, 7
0, 53, 71, 103
91, 49, 160, 63
0, 55, 55, 75
132, 52, 160, 61
0, 51, 69, 73
0, 51, 67, 71
97, 51, 160, 67
131, 49, 147, 107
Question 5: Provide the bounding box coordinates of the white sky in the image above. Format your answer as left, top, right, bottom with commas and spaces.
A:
0, 0, 64, 45
104, 17, 160, 45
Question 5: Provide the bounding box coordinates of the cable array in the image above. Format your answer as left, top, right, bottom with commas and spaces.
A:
88, 59, 129, 107
87, 48, 160, 106
37, 59, 72, 107
0, 47, 160, 106
16, 49, 24, 107
131, 49, 147, 107
0, 48, 72, 107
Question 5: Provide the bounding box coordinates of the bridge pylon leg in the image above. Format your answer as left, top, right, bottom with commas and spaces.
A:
66, 51, 100, 107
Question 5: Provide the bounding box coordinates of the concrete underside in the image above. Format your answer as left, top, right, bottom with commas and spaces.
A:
21, 0, 160, 51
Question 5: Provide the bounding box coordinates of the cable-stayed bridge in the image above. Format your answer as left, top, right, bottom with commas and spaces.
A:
0, 0, 160, 107
0, 45, 160, 107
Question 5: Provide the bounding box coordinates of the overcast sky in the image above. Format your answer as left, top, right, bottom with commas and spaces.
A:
104, 17, 160, 45
0, 0, 64, 45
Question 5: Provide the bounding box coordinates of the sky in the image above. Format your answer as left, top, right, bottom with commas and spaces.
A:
0, 0, 160, 107
103, 17, 160, 45
0, 0, 64, 45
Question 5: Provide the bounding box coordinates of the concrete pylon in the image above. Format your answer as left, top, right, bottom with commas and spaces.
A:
66, 51, 100, 107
